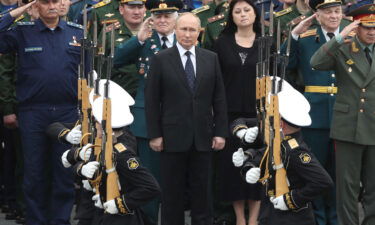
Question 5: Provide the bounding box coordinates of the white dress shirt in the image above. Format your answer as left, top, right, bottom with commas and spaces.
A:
158, 32, 175, 48
321, 27, 340, 42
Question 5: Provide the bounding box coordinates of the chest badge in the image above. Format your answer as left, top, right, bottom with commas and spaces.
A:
299, 153, 311, 164
69, 36, 81, 47
105, 13, 114, 18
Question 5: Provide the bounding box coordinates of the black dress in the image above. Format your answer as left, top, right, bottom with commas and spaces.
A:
213, 32, 261, 202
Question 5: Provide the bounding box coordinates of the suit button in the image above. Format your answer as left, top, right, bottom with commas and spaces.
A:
360, 109, 364, 113
361, 98, 365, 103
362, 88, 366, 92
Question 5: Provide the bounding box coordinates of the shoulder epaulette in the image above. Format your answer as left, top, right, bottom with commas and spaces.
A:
287, 138, 299, 149
192, 5, 210, 14
16, 21, 34, 26
114, 143, 127, 152
93, 0, 111, 9
207, 13, 225, 23
14, 15, 25, 23
67, 21, 83, 29
287, 14, 306, 26
274, 7, 292, 17
222, 2, 229, 8
299, 28, 317, 38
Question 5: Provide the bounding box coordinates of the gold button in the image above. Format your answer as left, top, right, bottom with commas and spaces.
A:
360, 109, 364, 113
362, 88, 366, 92
361, 98, 365, 103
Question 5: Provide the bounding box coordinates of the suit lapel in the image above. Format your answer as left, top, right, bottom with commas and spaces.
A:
194, 48, 204, 94
169, 46, 191, 92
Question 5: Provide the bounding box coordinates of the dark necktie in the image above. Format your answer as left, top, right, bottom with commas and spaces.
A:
184, 51, 195, 92
327, 32, 335, 40
365, 47, 372, 65
161, 36, 168, 49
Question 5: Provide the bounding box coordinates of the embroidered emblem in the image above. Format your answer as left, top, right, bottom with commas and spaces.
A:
114, 143, 127, 152
346, 59, 354, 65
127, 158, 139, 170
351, 42, 359, 53
288, 138, 299, 149
105, 13, 114, 17
299, 153, 311, 164
69, 36, 81, 46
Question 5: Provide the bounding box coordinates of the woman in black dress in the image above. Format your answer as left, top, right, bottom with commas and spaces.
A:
213, 0, 261, 224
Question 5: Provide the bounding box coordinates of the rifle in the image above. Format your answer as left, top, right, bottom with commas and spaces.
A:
78, 5, 91, 146
99, 29, 122, 207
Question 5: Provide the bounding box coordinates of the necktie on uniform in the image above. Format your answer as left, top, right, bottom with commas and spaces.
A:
161, 36, 168, 49
327, 32, 335, 40
365, 47, 372, 65
184, 51, 195, 92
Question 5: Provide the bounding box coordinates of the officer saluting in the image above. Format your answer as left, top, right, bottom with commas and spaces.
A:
231, 80, 333, 225
0, 1, 88, 224
311, 3, 375, 225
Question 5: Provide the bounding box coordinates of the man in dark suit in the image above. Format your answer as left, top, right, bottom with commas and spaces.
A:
145, 12, 228, 225
311, 3, 375, 225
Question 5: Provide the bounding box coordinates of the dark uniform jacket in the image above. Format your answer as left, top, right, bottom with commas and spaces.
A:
98, 130, 161, 225
231, 118, 334, 225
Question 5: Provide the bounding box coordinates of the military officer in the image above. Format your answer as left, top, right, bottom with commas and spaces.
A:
99, 0, 147, 97
192, 0, 227, 28
282, 0, 353, 223
231, 79, 333, 225
310, 4, 375, 225
113, 1, 181, 224
0, 1, 90, 224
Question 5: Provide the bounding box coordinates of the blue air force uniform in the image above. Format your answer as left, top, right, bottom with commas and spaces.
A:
0, 13, 87, 225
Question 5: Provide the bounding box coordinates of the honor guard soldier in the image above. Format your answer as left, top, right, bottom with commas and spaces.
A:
114, 1, 182, 224
0, 1, 90, 224
311, 3, 375, 225
231, 80, 333, 225
76, 79, 161, 225
284, 0, 352, 223
99, 0, 147, 96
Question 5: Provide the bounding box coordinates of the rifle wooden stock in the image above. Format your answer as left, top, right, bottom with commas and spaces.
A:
271, 95, 289, 197
102, 98, 121, 202
79, 78, 90, 145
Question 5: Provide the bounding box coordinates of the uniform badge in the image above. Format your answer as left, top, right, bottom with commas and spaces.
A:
114, 143, 127, 152
299, 153, 311, 164
105, 13, 114, 18
127, 158, 139, 170
24, 47, 42, 52
287, 138, 299, 149
139, 68, 145, 75
351, 42, 359, 53
116, 38, 124, 42
69, 36, 81, 46
346, 59, 354, 65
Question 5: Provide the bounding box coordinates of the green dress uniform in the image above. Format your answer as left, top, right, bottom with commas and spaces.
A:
90, 0, 122, 35
99, 20, 139, 96
114, 30, 175, 225
202, 10, 228, 50
192, 1, 228, 28
310, 33, 375, 225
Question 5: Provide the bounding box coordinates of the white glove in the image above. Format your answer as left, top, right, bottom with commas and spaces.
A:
103, 199, 119, 214
92, 194, 103, 209
246, 167, 261, 184
243, 127, 258, 143
79, 143, 93, 161
232, 148, 248, 167
81, 161, 100, 179
61, 150, 72, 168
82, 180, 93, 191
65, 125, 82, 145
236, 129, 247, 139
271, 195, 288, 211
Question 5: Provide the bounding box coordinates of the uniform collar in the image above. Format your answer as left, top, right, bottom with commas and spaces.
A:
36, 18, 66, 31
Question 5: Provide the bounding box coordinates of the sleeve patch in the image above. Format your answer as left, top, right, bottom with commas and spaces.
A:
114, 143, 127, 152
299, 153, 311, 164
127, 158, 139, 170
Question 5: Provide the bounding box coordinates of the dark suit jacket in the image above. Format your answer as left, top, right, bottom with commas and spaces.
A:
145, 45, 228, 152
